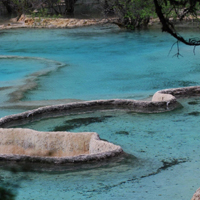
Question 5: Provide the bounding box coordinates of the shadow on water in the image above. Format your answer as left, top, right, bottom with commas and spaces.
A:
53, 116, 112, 131
0, 152, 138, 173
0, 155, 189, 200
187, 111, 200, 116
188, 98, 200, 105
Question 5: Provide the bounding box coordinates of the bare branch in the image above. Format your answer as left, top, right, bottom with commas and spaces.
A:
154, 0, 200, 47
168, 41, 177, 56
169, 41, 183, 57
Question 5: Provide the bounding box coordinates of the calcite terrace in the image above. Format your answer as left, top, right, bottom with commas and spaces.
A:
0, 86, 200, 164
0, 128, 122, 163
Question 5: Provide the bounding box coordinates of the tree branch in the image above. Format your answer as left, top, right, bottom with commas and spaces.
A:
154, 0, 200, 46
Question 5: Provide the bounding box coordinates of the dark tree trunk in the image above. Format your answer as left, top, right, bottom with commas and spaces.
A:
2, 0, 13, 14
65, 0, 76, 15
104, 0, 114, 15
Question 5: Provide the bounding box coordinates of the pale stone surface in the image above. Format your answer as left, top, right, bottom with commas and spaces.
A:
89, 133, 119, 154
191, 188, 200, 200
0, 128, 91, 157
0, 16, 118, 30
18, 14, 26, 22
0, 128, 122, 163
152, 91, 175, 102
152, 86, 200, 103
0, 86, 200, 163
9, 17, 18, 23
153, 86, 200, 99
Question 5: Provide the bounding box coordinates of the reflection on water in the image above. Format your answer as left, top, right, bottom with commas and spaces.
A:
53, 116, 113, 131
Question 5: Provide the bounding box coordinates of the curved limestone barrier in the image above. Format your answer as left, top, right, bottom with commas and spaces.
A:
0, 128, 122, 163
0, 55, 67, 103
0, 86, 200, 163
0, 99, 178, 163
152, 86, 200, 101
0, 99, 179, 128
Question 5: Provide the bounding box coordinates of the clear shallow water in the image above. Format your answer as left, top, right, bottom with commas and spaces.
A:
0, 25, 200, 199
15, 98, 200, 162
0, 26, 200, 102
0, 56, 65, 104
3, 97, 200, 200
0, 57, 49, 83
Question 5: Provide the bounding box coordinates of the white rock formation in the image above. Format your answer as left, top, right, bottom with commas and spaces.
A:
0, 128, 122, 163
152, 91, 175, 102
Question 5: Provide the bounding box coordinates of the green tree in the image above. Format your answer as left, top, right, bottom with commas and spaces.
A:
0, 0, 44, 19
107, 0, 155, 29
1, 0, 13, 14
112, 0, 200, 48
0, 0, 78, 18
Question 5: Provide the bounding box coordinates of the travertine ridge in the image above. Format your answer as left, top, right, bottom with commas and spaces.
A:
0, 86, 200, 163
0, 128, 122, 163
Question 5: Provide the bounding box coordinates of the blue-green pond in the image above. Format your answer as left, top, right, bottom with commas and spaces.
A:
0, 25, 200, 200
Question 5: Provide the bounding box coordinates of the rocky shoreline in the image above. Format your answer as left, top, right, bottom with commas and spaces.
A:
0, 14, 199, 30
0, 15, 118, 29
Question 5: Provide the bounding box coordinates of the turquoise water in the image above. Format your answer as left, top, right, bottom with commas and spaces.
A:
0, 25, 200, 199
0, 26, 200, 103
0, 56, 65, 104
8, 98, 200, 199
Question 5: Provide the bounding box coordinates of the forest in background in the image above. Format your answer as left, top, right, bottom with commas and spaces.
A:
0, 0, 200, 46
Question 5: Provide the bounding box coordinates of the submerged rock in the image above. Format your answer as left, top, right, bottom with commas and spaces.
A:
188, 101, 199, 105
115, 131, 129, 135
53, 116, 112, 131
188, 112, 200, 116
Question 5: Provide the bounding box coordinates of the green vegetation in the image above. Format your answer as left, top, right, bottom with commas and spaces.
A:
1, 0, 78, 19
110, 0, 200, 47
107, 0, 155, 29
2, 0, 200, 40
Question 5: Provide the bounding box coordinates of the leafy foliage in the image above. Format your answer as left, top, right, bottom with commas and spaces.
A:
107, 0, 155, 29
112, 0, 200, 46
